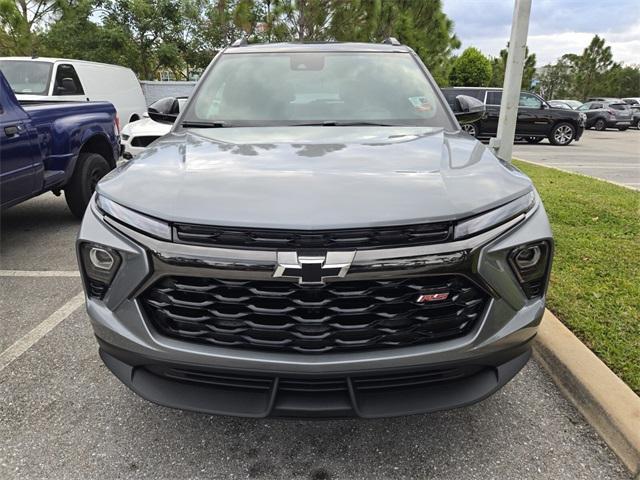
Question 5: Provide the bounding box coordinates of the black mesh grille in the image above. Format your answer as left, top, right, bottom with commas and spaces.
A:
140, 275, 487, 353
174, 223, 453, 250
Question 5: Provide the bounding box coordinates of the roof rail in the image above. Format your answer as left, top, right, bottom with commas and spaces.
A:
231, 37, 248, 47
382, 37, 401, 46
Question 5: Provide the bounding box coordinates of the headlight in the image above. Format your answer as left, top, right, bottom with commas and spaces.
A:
96, 194, 172, 240
454, 191, 535, 240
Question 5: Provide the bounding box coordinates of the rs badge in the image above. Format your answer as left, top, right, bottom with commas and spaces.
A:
417, 292, 449, 303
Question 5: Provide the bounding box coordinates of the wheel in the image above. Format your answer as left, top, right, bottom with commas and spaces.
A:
617, 126, 628, 131
548, 122, 576, 146
461, 123, 477, 137
594, 119, 606, 131
525, 137, 544, 144
64, 152, 111, 218
636, 119, 640, 129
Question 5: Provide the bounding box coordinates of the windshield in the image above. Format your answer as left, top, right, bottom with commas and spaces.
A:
182, 52, 452, 128
0, 60, 53, 95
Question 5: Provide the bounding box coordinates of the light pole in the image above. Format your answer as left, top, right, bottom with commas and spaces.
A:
490, 0, 532, 162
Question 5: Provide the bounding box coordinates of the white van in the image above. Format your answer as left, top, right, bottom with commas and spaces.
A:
0, 57, 147, 126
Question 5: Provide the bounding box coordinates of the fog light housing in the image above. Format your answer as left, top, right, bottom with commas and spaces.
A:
509, 241, 551, 298
80, 243, 122, 299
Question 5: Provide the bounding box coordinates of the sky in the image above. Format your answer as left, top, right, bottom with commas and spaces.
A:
442, 0, 640, 66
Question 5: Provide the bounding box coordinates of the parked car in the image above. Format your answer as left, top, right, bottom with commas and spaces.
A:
585, 97, 622, 103
577, 100, 633, 130
630, 106, 640, 129
78, 39, 554, 418
120, 97, 188, 159
549, 99, 582, 109
441, 87, 585, 145
621, 98, 640, 129
0, 57, 146, 126
547, 100, 572, 110
0, 71, 119, 217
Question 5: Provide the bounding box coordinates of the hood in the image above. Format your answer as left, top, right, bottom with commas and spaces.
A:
98, 126, 533, 229
122, 117, 172, 137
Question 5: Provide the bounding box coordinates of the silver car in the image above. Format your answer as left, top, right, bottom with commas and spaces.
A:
77, 39, 553, 418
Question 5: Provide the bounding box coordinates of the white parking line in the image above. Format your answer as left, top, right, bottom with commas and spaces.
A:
0, 270, 81, 277
0, 291, 85, 372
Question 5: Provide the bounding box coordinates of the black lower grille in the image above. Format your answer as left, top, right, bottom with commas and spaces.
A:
131, 135, 160, 147
140, 275, 487, 353
149, 364, 480, 393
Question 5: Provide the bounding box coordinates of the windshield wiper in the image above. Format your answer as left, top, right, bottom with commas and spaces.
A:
181, 120, 228, 128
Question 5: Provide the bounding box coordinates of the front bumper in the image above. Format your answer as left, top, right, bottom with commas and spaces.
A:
78, 197, 552, 417
98, 338, 531, 418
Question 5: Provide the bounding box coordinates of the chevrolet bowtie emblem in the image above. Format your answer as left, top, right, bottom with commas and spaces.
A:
273, 252, 355, 285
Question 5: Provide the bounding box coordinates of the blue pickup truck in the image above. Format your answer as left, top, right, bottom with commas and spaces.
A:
0, 70, 119, 217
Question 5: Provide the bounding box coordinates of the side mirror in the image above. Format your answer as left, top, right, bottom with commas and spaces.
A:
148, 108, 178, 124
453, 95, 485, 124
147, 96, 179, 124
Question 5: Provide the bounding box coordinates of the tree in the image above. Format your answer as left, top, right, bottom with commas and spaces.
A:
448, 47, 491, 87
536, 57, 573, 100
265, 0, 459, 85
489, 43, 536, 89
100, 0, 184, 80
0, 0, 61, 54
564, 35, 614, 100
598, 64, 640, 98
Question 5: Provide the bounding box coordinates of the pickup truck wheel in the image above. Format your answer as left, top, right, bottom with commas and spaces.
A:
594, 119, 606, 131
461, 123, 477, 137
548, 122, 575, 146
64, 152, 110, 218
525, 137, 544, 144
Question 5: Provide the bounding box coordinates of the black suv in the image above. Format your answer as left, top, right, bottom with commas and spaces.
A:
442, 87, 586, 145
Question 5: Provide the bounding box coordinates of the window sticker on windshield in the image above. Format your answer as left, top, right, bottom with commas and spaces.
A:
408, 96, 433, 112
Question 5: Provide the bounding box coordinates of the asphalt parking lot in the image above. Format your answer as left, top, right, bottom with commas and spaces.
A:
0, 190, 632, 478
513, 129, 640, 189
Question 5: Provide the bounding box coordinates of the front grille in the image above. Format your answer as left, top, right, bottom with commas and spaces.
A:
131, 135, 160, 147
173, 222, 453, 250
140, 275, 487, 353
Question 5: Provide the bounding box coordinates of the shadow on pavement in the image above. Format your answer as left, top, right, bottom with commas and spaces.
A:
0, 193, 81, 270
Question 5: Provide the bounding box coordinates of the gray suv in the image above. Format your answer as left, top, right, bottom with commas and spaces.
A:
77, 40, 553, 418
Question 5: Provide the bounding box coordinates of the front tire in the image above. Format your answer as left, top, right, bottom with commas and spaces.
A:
64, 152, 111, 219
525, 137, 544, 144
548, 122, 575, 146
594, 119, 606, 131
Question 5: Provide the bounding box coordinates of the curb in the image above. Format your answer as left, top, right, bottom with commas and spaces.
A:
512, 156, 639, 191
533, 309, 640, 476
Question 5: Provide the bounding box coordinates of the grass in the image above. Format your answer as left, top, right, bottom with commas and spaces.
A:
513, 160, 640, 393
